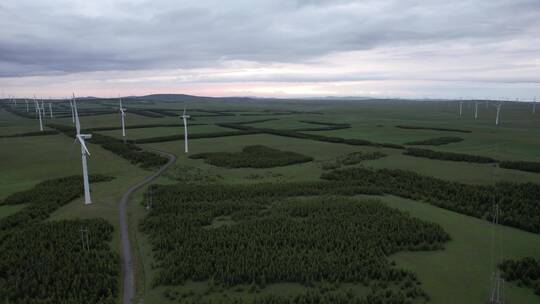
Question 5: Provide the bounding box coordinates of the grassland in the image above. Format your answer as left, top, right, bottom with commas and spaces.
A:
1, 97, 540, 304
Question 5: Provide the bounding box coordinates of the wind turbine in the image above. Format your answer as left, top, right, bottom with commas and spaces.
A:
49, 103, 53, 118
495, 101, 503, 126
34, 97, 43, 131
40, 98, 45, 117
119, 98, 126, 140
459, 100, 464, 117
474, 101, 479, 119
69, 98, 75, 123
181, 107, 190, 153
73, 94, 93, 205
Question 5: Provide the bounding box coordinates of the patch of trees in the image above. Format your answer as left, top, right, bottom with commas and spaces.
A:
0, 218, 119, 304
141, 190, 448, 303
321, 167, 540, 234
340, 151, 387, 165
217, 122, 405, 150
163, 286, 427, 304
396, 125, 472, 133
49, 123, 168, 168
405, 136, 464, 146
0, 175, 113, 231
0, 176, 119, 304
189, 145, 313, 168
163, 165, 223, 184
0, 130, 59, 138
85, 123, 206, 132
133, 130, 258, 144
295, 120, 351, 131
404, 148, 496, 163
404, 148, 540, 175
499, 257, 540, 296
500, 161, 540, 173
127, 109, 165, 118
321, 151, 387, 170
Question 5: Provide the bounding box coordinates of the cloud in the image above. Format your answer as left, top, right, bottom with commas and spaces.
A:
0, 0, 539, 98
1, 0, 539, 75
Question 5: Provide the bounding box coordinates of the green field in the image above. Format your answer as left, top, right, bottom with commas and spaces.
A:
1, 97, 539, 304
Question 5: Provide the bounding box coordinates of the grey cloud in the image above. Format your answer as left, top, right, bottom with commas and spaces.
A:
0, 0, 539, 77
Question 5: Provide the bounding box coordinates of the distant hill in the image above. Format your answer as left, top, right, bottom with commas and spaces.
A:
132, 94, 257, 103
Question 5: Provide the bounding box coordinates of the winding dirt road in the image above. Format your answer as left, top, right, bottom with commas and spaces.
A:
119, 150, 176, 304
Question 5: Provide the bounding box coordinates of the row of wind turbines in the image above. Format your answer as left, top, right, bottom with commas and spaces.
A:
456, 97, 537, 126
12, 95, 192, 205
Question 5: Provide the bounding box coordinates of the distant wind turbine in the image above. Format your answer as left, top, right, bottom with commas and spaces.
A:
41, 98, 46, 118
119, 98, 127, 140
495, 101, 503, 126
49, 103, 53, 118
459, 101, 464, 117
474, 101, 479, 119
181, 107, 190, 153
34, 97, 43, 131
73, 93, 93, 205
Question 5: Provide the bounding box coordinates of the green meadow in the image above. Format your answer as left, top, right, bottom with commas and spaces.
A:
1, 97, 539, 304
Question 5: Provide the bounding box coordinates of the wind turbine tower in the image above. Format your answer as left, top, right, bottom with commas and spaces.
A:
119, 98, 127, 140
34, 98, 43, 131
73, 94, 93, 205
25, 99, 29, 112
41, 98, 45, 118
69, 99, 75, 123
474, 101, 479, 119
495, 102, 503, 126
459, 100, 464, 117
49, 103, 53, 118
181, 107, 190, 153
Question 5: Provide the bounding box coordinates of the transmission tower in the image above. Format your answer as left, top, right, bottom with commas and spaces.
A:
487, 204, 506, 304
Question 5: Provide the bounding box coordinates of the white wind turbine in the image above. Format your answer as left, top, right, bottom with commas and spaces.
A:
474, 101, 479, 119
181, 107, 190, 153
25, 99, 29, 112
459, 100, 464, 116
40, 98, 46, 118
73, 94, 93, 205
69, 98, 75, 123
34, 97, 43, 131
495, 101, 503, 126
49, 103, 53, 118
119, 98, 127, 139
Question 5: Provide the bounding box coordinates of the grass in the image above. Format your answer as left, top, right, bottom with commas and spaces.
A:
97, 124, 230, 140
380, 195, 540, 304
0, 204, 27, 219
2, 98, 540, 304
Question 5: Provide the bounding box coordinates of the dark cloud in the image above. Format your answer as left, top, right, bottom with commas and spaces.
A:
0, 0, 538, 77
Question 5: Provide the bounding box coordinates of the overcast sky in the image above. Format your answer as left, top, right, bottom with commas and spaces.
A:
1, 0, 539, 99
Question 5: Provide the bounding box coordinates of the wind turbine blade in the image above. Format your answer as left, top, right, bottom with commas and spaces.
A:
78, 137, 91, 156
73, 95, 81, 135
